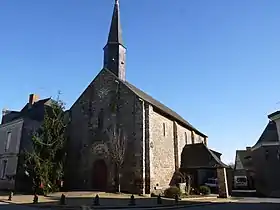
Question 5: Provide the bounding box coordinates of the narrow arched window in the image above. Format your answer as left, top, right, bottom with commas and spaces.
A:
185, 132, 188, 144
191, 131, 195, 144
163, 123, 166, 136
98, 109, 104, 129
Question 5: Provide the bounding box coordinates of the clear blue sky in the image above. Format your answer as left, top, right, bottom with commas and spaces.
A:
1, 0, 280, 163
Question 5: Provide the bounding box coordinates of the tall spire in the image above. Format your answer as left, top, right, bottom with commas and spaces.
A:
103, 0, 126, 81
107, 0, 123, 45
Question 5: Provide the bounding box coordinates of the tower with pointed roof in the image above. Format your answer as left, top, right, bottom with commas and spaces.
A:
103, 0, 126, 81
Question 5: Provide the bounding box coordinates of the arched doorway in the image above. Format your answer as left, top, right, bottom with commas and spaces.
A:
92, 159, 108, 191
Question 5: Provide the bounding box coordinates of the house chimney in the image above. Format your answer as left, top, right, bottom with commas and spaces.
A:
29, 94, 39, 108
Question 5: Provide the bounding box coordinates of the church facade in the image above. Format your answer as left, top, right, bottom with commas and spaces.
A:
65, 0, 208, 194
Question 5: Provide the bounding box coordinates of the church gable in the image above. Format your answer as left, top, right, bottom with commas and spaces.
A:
71, 69, 115, 111
69, 68, 133, 137
66, 68, 146, 190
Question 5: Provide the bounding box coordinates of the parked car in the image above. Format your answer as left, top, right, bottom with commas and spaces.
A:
204, 178, 218, 189
234, 176, 248, 189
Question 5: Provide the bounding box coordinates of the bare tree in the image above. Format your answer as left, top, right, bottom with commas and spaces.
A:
106, 122, 127, 193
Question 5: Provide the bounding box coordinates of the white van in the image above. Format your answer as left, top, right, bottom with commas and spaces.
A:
234, 176, 248, 189
204, 178, 218, 188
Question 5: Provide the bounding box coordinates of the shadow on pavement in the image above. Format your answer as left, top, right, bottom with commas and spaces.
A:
2, 196, 213, 209
2, 195, 280, 209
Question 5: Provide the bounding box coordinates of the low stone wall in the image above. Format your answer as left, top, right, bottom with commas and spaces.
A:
217, 168, 229, 198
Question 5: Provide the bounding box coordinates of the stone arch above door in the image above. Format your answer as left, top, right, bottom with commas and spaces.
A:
91, 142, 109, 157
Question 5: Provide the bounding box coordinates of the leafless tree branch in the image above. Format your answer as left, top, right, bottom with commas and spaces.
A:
106, 122, 127, 167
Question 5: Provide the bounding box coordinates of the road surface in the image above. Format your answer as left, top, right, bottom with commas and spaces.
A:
104, 197, 280, 210
0, 202, 52, 210
1, 197, 280, 210
187, 203, 280, 210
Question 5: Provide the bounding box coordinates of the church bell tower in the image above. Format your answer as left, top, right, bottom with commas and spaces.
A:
103, 0, 126, 81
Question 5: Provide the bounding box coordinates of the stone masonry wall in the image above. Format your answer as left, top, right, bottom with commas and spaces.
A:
149, 110, 175, 191
176, 123, 193, 166
148, 112, 206, 192
66, 69, 144, 193
143, 103, 152, 194
194, 132, 204, 144
217, 167, 229, 198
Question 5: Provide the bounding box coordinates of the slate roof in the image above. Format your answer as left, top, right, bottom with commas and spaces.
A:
1, 98, 51, 124
268, 111, 280, 119
252, 120, 279, 148
20, 98, 51, 113
1, 110, 20, 124
234, 150, 253, 171
107, 0, 124, 46
180, 143, 228, 169
210, 149, 222, 159
123, 80, 207, 137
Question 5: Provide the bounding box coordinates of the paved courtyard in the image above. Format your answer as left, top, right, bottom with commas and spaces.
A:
104, 203, 280, 210
1, 193, 280, 210
0, 202, 51, 210
104, 198, 280, 210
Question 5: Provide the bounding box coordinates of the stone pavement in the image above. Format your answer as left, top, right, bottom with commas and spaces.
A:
0, 202, 52, 210
0, 191, 240, 209
103, 198, 280, 210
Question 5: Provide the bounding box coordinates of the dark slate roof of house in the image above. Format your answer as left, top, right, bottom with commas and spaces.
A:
234, 150, 253, 171
1, 110, 21, 123
252, 120, 279, 148
268, 111, 280, 119
210, 149, 222, 158
123, 80, 207, 137
20, 98, 51, 113
1, 98, 51, 124
180, 143, 229, 169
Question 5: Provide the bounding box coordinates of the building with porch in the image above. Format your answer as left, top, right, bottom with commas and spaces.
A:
180, 143, 231, 196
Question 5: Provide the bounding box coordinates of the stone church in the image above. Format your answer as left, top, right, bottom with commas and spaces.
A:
65, 0, 210, 194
